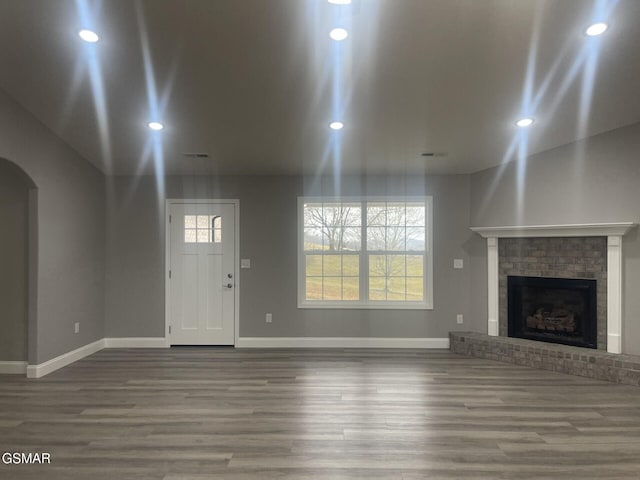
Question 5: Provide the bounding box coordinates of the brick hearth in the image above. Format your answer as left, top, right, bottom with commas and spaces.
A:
450, 332, 640, 387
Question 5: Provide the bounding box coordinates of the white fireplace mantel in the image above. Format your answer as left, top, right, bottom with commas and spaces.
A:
470, 222, 636, 239
470, 222, 637, 354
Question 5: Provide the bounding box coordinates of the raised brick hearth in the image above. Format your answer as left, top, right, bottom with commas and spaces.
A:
450, 332, 640, 387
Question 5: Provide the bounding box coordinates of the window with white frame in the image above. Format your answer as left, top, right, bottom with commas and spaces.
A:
298, 197, 433, 309
184, 215, 222, 243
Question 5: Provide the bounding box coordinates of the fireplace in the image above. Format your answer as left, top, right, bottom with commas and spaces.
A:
508, 276, 597, 349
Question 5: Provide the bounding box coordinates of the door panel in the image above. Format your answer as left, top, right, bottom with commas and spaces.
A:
169, 202, 235, 345
205, 253, 223, 330
179, 253, 199, 330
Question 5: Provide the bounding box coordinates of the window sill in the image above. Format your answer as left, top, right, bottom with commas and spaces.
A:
297, 302, 433, 311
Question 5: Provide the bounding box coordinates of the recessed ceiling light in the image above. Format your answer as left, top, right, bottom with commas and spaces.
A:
585, 22, 608, 36
328, 0, 352, 4
329, 121, 344, 130
148, 122, 164, 131
515, 117, 534, 128
329, 28, 348, 41
78, 29, 99, 43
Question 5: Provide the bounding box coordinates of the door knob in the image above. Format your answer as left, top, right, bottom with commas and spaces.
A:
225, 283, 233, 289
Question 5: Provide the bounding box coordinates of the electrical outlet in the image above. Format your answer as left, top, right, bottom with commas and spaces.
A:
453, 259, 464, 269
74, 322, 80, 334
266, 313, 272, 323
456, 314, 464, 324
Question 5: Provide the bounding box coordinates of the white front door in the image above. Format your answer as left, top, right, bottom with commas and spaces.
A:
168, 202, 236, 345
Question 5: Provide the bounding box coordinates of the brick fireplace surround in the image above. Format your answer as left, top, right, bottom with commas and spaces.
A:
454, 223, 640, 386
499, 237, 606, 350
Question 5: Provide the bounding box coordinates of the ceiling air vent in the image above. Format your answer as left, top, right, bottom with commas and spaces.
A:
421, 152, 448, 158
183, 153, 210, 159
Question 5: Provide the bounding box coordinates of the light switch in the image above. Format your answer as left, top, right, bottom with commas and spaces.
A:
453, 259, 464, 269
241, 259, 251, 269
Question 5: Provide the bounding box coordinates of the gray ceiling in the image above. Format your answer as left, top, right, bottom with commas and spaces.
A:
1, 0, 638, 176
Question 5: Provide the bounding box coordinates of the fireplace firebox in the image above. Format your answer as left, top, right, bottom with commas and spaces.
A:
507, 276, 597, 349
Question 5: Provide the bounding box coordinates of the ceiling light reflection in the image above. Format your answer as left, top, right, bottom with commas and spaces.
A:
585, 23, 608, 36
515, 117, 534, 128
78, 29, 99, 43
329, 28, 348, 41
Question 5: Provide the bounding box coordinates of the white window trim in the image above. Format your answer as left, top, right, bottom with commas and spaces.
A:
297, 196, 434, 310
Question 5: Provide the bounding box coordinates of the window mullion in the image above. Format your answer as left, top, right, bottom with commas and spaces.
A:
340, 254, 344, 301
361, 200, 368, 303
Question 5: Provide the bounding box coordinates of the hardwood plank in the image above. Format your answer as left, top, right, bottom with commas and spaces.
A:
1, 348, 640, 479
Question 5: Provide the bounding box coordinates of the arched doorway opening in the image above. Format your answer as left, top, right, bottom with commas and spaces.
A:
0, 158, 37, 374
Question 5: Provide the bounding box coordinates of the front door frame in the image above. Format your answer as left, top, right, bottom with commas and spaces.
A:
165, 199, 240, 347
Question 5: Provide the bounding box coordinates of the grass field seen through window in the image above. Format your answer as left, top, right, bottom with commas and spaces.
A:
305, 254, 424, 301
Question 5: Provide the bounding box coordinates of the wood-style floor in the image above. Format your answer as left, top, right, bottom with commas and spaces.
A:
1, 348, 640, 480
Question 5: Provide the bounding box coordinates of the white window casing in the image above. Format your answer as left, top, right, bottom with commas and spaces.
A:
297, 196, 433, 310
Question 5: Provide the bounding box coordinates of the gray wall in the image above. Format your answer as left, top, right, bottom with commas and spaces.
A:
106, 174, 477, 339
0, 164, 28, 361
6, 77, 636, 358
0, 88, 106, 364
469, 122, 640, 355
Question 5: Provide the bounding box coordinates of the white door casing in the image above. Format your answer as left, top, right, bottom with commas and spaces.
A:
167, 200, 238, 345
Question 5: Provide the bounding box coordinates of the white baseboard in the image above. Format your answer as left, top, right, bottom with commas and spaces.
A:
0, 361, 28, 374
26, 339, 106, 379
236, 337, 450, 349
104, 337, 168, 348
22, 336, 447, 379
